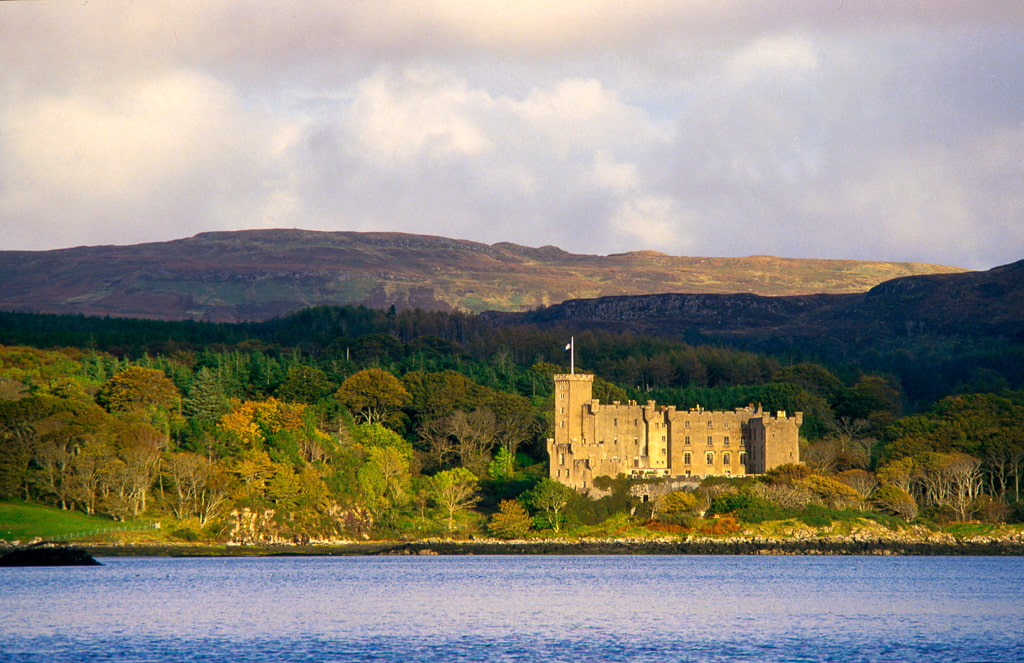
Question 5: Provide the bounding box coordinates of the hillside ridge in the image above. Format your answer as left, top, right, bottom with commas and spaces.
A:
487, 258, 1024, 344
0, 228, 966, 322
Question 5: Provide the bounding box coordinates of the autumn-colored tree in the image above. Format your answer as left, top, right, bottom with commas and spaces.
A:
873, 484, 918, 520
656, 490, 706, 524
336, 368, 410, 426
487, 499, 532, 539
97, 367, 180, 413
218, 398, 306, 452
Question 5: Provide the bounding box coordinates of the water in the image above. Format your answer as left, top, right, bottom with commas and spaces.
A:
2, 555, 1023, 662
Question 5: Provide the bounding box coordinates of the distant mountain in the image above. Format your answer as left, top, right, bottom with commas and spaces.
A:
486, 259, 1024, 344
0, 229, 965, 322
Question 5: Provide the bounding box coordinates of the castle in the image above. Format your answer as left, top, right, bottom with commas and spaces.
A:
547, 373, 802, 492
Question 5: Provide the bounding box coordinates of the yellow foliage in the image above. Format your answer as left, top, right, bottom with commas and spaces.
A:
219, 398, 307, 447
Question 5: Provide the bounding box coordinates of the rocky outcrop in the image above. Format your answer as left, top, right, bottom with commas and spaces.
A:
0, 543, 102, 566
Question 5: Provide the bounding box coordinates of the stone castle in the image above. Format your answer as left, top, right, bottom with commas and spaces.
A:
548, 373, 802, 492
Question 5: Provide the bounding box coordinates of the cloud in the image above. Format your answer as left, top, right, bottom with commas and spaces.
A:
1, 2, 1023, 270
0, 68, 295, 247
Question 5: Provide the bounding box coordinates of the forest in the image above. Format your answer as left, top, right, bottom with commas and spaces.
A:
1, 305, 1022, 543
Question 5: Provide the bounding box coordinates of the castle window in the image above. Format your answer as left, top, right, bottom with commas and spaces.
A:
560, 393, 565, 399
560, 420, 565, 428
684, 452, 691, 464
559, 453, 565, 464
634, 419, 638, 427
706, 436, 713, 446
560, 407, 565, 414
614, 418, 618, 426
723, 436, 730, 446
706, 452, 714, 465
707, 420, 713, 428
723, 452, 731, 464
685, 420, 691, 428
661, 435, 666, 443
684, 436, 691, 445
739, 452, 746, 465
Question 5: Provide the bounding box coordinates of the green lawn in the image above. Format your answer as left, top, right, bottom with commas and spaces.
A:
0, 502, 137, 542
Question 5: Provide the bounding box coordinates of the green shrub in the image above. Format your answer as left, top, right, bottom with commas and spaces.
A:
171, 527, 200, 542
798, 504, 833, 527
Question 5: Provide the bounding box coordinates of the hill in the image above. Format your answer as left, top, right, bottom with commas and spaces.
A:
0, 229, 963, 322
488, 259, 1024, 344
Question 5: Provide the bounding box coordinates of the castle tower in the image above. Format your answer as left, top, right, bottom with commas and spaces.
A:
553, 373, 594, 446
548, 373, 594, 488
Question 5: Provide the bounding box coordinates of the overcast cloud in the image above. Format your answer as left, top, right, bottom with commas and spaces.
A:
1, 1, 1022, 269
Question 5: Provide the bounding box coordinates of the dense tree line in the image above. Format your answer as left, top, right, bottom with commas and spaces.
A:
1, 304, 1022, 541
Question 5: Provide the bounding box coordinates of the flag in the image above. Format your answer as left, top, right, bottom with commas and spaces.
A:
564, 342, 571, 351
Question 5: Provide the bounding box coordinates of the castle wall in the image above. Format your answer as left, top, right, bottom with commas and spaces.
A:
548, 374, 802, 492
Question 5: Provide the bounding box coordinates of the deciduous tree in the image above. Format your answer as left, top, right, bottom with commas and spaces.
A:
336, 368, 410, 426
527, 478, 573, 533
97, 367, 180, 413
488, 499, 531, 539
429, 467, 480, 532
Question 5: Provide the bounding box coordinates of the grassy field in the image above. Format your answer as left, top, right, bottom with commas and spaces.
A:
0, 502, 146, 542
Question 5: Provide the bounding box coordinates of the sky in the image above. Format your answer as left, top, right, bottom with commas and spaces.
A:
1, 2, 1023, 270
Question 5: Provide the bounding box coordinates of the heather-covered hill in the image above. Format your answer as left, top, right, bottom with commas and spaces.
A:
0, 229, 963, 322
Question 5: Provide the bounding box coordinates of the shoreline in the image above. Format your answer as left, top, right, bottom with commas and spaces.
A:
80, 537, 1024, 557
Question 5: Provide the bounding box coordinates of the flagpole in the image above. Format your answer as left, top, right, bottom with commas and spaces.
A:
570, 336, 575, 375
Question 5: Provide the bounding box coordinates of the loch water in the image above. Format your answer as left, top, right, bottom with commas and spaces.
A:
2, 555, 1023, 662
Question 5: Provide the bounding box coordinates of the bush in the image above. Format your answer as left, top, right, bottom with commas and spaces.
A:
798, 504, 833, 527
704, 489, 810, 524
706, 492, 759, 517
171, 527, 200, 542
699, 516, 740, 535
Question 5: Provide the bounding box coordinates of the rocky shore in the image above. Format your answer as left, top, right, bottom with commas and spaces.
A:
74, 530, 1024, 558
